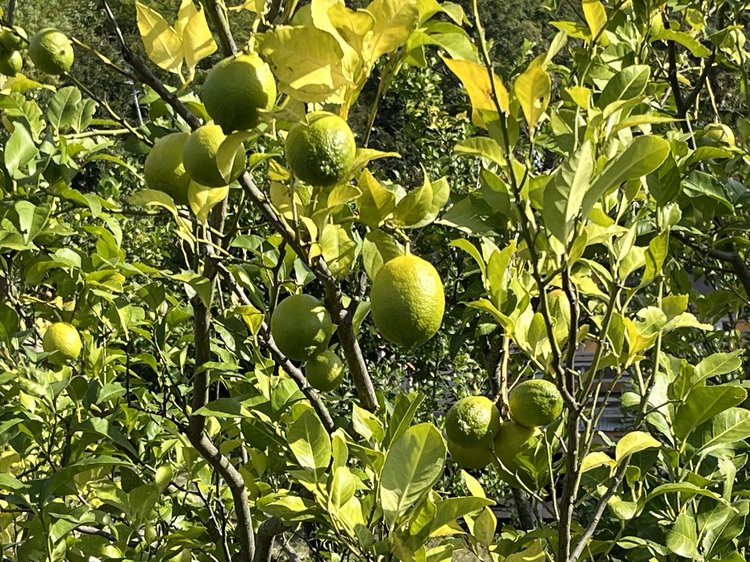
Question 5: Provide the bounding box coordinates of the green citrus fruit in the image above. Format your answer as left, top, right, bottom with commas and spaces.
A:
202, 52, 276, 133
0, 30, 22, 51
284, 111, 356, 186
699, 123, 735, 146
509, 379, 563, 428
0, 50, 23, 76
447, 438, 493, 470
370, 254, 445, 348
305, 349, 344, 391
445, 396, 501, 447
144, 132, 191, 204
42, 322, 82, 364
270, 294, 334, 361
29, 28, 74, 75
183, 124, 245, 187
493, 421, 539, 472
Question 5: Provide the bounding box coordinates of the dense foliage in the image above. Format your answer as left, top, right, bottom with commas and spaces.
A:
0, 1, 749, 561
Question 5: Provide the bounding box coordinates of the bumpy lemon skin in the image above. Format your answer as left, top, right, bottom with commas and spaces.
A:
270, 294, 334, 362
305, 349, 344, 391
183, 125, 245, 188
445, 396, 501, 447
284, 112, 356, 187
144, 132, 192, 204
508, 379, 564, 428
29, 28, 74, 75
202, 52, 276, 133
42, 322, 82, 364
447, 438, 494, 470
493, 421, 539, 472
370, 254, 445, 348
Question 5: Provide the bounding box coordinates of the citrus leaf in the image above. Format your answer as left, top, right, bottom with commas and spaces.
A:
442, 56, 509, 122
259, 26, 348, 103
615, 431, 660, 463
287, 408, 331, 482
673, 385, 747, 441
176, 0, 217, 73
364, 0, 419, 62
380, 423, 446, 527
514, 55, 550, 131
135, 1, 183, 75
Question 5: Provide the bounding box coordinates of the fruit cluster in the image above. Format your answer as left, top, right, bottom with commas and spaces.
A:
445, 380, 563, 474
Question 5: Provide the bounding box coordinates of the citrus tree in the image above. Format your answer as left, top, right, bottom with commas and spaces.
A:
0, 0, 748, 561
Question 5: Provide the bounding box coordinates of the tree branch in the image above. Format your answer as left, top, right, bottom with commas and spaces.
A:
217, 261, 336, 432
569, 457, 630, 562
187, 431, 256, 561
253, 517, 289, 562
201, 0, 237, 56
672, 231, 750, 300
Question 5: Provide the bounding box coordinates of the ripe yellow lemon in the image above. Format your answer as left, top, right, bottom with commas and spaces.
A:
509, 379, 563, 428
202, 52, 276, 133
183, 124, 245, 188
270, 294, 334, 361
0, 50, 22, 76
144, 132, 191, 205
284, 111, 356, 186
42, 322, 82, 364
29, 28, 74, 75
493, 421, 539, 472
370, 254, 444, 348
445, 396, 501, 447
447, 439, 493, 470
305, 349, 344, 391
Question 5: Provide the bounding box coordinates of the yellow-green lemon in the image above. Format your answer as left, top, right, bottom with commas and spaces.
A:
144, 132, 191, 204
42, 322, 82, 364
284, 111, 356, 187
270, 294, 334, 361
509, 379, 563, 428
493, 421, 539, 473
0, 30, 22, 51
445, 395, 501, 447
202, 52, 276, 133
370, 254, 445, 348
0, 50, 23, 76
305, 349, 344, 391
29, 28, 74, 75
447, 439, 494, 470
183, 124, 245, 188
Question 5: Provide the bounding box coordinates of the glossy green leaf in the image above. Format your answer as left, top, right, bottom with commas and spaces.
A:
380, 423, 446, 527
287, 408, 331, 481
674, 385, 747, 440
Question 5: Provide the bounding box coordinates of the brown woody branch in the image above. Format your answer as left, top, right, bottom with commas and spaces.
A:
569, 457, 631, 562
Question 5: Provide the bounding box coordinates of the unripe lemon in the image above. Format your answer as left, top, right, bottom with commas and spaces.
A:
447, 438, 493, 470
42, 322, 82, 364
509, 379, 563, 428
144, 132, 191, 204
202, 52, 276, 133
29, 28, 74, 75
284, 111, 356, 186
370, 254, 445, 348
270, 294, 334, 361
305, 349, 344, 391
445, 396, 501, 447
183, 124, 245, 187
0, 50, 23, 76
493, 421, 539, 472
0, 30, 22, 51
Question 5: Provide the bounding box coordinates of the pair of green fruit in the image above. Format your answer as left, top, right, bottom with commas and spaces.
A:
445, 380, 564, 471
0, 28, 74, 77
269, 294, 343, 391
